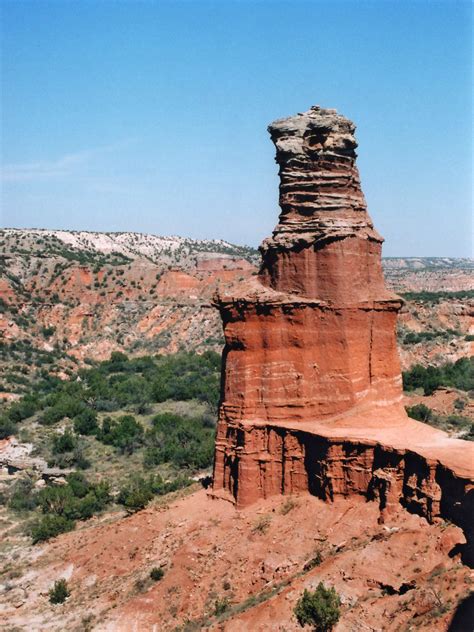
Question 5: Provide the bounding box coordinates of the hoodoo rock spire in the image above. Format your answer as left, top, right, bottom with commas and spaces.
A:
260, 106, 389, 302
211, 106, 473, 562
215, 106, 404, 429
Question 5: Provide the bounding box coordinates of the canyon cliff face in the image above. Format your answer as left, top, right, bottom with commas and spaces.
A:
212, 106, 474, 561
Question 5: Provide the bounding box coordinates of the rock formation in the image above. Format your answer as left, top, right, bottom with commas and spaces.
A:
212, 106, 474, 561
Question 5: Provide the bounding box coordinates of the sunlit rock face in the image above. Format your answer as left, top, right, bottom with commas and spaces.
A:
211, 106, 474, 564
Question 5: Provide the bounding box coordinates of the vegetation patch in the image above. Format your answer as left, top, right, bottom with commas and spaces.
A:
405, 404, 473, 439
48, 578, 71, 604
400, 289, 474, 304
294, 583, 341, 631
402, 357, 473, 396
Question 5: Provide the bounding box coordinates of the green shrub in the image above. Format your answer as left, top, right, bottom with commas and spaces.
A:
48, 444, 90, 470
445, 414, 472, 429
143, 412, 214, 469
403, 357, 474, 395
117, 474, 191, 513
401, 289, 474, 304
150, 567, 165, 581
31, 514, 75, 543
52, 429, 77, 453
40, 395, 84, 426
8, 476, 37, 512
98, 415, 144, 454
403, 329, 461, 345
0, 415, 17, 439
117, 475, 155, 512
32, 473, 111, 541
73, 409, 98, 435
213, 596, 230, 616
7, 396, 38, 422
294, 583, 341, 631
22, 351, 221, 429
405, 404, 433, 422
48, 578, 70, 604
464, 424, 474, 441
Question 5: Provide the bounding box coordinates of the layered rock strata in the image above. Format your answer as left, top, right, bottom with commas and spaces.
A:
212, 106, 474, 561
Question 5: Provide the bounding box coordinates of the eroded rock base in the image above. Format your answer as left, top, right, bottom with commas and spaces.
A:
212, 413, 474, 564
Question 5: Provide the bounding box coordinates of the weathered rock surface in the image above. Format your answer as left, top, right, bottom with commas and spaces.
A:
212, 106, 474, 562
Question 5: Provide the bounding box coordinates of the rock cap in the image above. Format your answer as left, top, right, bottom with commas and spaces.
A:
268, 105, 358, 162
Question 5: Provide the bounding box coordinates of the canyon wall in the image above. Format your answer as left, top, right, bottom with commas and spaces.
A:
212, 106, 474, 562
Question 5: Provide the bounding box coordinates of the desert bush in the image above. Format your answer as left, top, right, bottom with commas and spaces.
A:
150, 567, 165, 581
213, 596, 230, 616
143, 412, 214, 469
252, 514, 272, 534
98, 414, 144, 454
0, 415, 17, 439
48, 578, 70, 604
117, 473, 191, 513
294, 583, 341, 631
73, 408, 98, 435
405, 404, 433, 422
280, 497, 298, 515
52, 429, 77, 453
403, 357, 474, 395
31, 514, 75, 543
303, 550, 323, 571
454, 398, 466, 411
8, 476, 37, 512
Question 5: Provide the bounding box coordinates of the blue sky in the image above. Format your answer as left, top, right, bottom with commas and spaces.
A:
1, 0, 472, 256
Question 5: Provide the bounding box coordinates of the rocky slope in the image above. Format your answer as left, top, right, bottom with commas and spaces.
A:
383, 257, 473, 293
397, 290, 473, 369
1, 488, 472, 631
0, 229, 258, 396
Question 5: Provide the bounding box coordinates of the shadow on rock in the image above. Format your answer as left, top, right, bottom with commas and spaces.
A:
447, 592, 474, 632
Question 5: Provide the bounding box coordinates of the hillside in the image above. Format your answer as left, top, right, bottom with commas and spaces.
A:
0, 229, 258, 398
2, 488, 472, 631
1, 230, 472, 402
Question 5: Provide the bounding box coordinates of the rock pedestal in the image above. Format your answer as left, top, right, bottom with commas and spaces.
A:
211, 106, 474, 562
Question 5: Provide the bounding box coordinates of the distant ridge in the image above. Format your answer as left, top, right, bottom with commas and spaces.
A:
2, 228, 259, 267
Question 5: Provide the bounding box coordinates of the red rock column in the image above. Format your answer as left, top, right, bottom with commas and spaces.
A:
212, 105, 404, 504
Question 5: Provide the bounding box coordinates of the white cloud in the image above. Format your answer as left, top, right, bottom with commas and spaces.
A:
1, 138, 138, 183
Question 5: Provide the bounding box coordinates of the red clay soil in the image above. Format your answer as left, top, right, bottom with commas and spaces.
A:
1, 488, 472, 631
